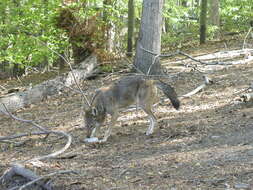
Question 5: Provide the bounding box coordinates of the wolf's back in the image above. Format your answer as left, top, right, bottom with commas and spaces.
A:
155, 80, 180, 110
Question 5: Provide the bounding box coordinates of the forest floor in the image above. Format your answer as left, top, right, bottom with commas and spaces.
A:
0, 37, 253, 190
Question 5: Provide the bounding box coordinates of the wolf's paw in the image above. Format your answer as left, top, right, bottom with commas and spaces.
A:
145, 130, 153, 136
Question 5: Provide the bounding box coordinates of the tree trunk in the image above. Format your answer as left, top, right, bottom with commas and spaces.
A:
127, 0, 135, 57
199, 0, 208, 44
103, 0, 114, 52
134, 0, 164, 75
209, 0, 219, 26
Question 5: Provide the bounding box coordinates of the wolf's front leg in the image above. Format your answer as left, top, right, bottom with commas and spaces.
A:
146, 116, 157, 135
99, 114, 117, 143
90, 127, 97, 138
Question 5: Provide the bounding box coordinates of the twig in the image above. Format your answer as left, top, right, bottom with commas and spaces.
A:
25, 130, 72, 163
141, 45, 233, 65
153, 75, 214, 106
2, 104, 48, 132
176, 51, 232, 65
147, 54, 160, 75
57, 81, 84, 94
0, 131, 49, 141
140, 44, 158, 56
16, 75, 24, 86
0, 84, 7, 91
31, 36, 91, 107
243, 27, 252, 49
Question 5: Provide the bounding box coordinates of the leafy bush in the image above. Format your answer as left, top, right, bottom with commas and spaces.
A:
0, 0, 69, 73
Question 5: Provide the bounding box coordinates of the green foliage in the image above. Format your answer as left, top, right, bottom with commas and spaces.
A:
162, 0, 252, 47
221, 0, 252, 32
0, 0, 252, 75
162, 0, 199, 47
100, 64, 114, 73
0, 0, 69, 71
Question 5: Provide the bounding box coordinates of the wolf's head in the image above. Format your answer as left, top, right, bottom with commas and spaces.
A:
84, 106, 105, 138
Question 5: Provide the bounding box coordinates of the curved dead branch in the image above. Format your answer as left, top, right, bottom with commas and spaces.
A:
180, 76, 213, 98
26, 130, 72, 163
0, 164, 52, 190
0, 104, 73, 189
0, 104, 72, 162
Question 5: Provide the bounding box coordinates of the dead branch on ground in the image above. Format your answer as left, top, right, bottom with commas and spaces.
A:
18, 169, 74, 190
243, 26, 252, 49
0, 164, 52, 190
152, 75, 214, 107
0, 104, 73, 189
180, 76, 213, 98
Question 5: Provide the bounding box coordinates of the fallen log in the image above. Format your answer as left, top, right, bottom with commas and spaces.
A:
0, 54, 98, 115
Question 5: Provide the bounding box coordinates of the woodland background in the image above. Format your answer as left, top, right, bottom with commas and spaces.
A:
0, 0, 252, 77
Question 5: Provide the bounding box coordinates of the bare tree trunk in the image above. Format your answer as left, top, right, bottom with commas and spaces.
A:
209, 0, 220, 39
209, 0, 219, 26
127, 0, 135, 57
103, 0, 114, 52
134, 0, 164, 75
200, 0, 208, 44
209, 0, 220, 40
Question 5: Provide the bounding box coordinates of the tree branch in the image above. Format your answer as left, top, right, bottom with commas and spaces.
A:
0, 104, 72, 162
180, 76, 213, 98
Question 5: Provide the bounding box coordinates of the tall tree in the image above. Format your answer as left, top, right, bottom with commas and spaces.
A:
209, 0, 220, 26
127, 0, 135, 57
103, 0, 114, 52
134, 0, 164, 75
199, 0, 208, 44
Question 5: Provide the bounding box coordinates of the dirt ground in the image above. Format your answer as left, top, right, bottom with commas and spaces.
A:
0, 41, 253, 190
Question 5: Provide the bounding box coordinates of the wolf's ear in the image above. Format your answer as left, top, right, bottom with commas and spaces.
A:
91, 107, 98, 116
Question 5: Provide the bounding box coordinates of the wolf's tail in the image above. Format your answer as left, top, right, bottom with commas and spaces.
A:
155, 80, 180, 110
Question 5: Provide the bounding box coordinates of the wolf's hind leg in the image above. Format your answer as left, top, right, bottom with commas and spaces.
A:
142, 107, 157, 135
